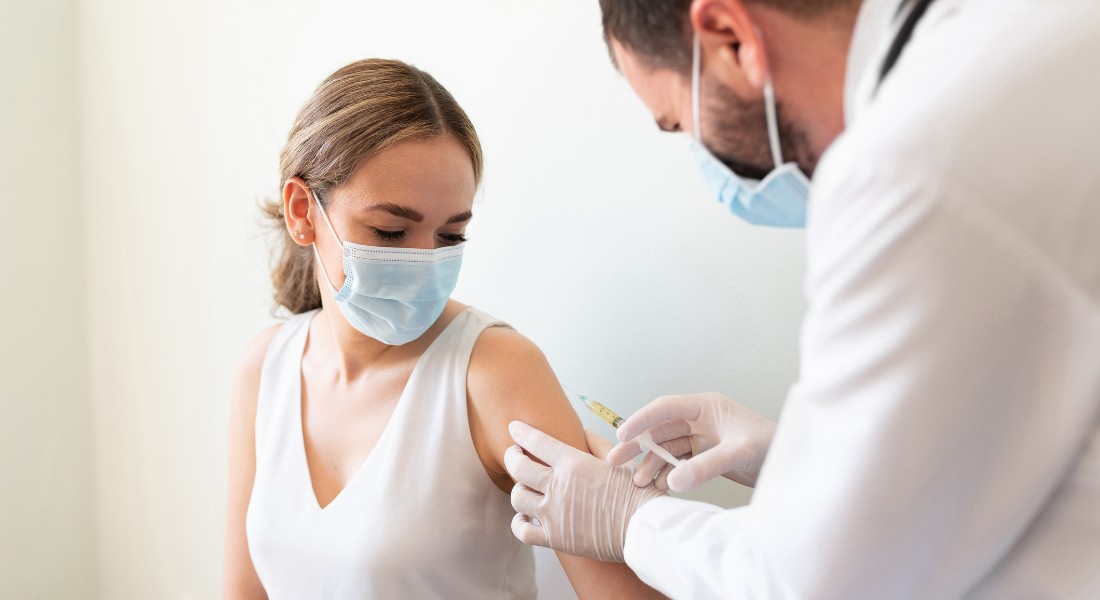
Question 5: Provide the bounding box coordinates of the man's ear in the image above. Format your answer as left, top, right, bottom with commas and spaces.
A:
690, 0, 770, 89
282, 176, 316, 246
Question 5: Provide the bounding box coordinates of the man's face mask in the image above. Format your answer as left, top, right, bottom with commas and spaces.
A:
688, 33, 810, 228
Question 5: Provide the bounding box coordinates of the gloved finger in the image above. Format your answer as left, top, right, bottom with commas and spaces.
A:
632, 438, 691, 486
606, 439, 644, 466
633, 450, 663, 486
503, 444, 554, 493
609, 419, 691, 465
509, 421, 577, 467
666, 446, 736, 492
617, 395, 705, 442
640, 419, 693, 445
610, 430, 692, 468
509, 483, 544, 516
511, 512, 549, 548
584, 428, 614, 460
653, 449, 692, 491
653, 462, 671, 491
634, 445, 670, 486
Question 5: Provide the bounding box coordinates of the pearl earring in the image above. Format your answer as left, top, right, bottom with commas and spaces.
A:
297, 231, 306, 240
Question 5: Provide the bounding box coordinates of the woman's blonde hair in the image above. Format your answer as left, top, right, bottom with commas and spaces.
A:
263, 59, 483, 314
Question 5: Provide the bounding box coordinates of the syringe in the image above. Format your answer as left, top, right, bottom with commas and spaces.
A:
565, 387, 683, 468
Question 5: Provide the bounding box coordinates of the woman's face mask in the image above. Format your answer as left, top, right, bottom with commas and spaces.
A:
311, 192, 464, 346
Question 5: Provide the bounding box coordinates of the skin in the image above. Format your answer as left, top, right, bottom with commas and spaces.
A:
614, 0, 856, 177
223, 133, 663, 599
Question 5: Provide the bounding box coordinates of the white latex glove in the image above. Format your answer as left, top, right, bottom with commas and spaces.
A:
606, 392, 776, 492
503, 421, 665, 563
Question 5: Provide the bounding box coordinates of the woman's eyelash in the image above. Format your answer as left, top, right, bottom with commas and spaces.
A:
369, 228, 466, 244
371, 228, 406, 241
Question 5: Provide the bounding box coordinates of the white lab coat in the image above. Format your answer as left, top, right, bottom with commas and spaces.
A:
624, 1, 1100, 598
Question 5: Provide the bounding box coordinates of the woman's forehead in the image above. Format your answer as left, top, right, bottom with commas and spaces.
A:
334, 134, 477, 218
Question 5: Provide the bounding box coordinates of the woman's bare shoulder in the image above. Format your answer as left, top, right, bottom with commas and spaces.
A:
237, 323, 284, 378
467, 324, 586, 462
231, 322, 285, 412
468, 324, 547, 385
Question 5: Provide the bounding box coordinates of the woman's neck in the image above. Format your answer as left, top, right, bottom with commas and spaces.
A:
313, 300, 398, 383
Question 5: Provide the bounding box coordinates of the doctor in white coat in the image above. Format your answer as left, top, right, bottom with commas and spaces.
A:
503, 0, 1100, 597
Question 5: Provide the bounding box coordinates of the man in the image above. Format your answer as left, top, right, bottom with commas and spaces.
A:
503, 0, 1100, 597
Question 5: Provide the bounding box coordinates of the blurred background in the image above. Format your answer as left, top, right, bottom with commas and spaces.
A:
0, 0, 805, 597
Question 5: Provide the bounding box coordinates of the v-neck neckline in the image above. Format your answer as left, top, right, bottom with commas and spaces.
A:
294, 308, 470, 512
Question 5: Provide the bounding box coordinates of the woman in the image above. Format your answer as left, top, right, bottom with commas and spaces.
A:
223, 59, 663, 599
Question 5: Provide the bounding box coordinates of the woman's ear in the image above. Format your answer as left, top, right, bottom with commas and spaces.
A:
283, 177, 315, 246
690, 0, 770, 89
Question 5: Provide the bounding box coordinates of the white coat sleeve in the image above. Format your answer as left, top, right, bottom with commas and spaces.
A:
623, 143, 1100, 598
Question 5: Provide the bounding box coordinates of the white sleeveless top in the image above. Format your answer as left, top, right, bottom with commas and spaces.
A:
246, 307, 536, 599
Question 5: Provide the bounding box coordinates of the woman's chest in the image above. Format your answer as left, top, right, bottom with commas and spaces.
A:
299, 364, 416, 508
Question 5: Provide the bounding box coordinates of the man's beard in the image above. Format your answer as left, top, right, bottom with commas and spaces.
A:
701, 76, 818, 179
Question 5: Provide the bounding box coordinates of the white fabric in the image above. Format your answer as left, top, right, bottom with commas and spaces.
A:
625, 0, 1100, 597
842, 0, 900, 123
246, 308, 536, 599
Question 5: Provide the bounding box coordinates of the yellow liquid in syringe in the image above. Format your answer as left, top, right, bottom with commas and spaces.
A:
584, 398, 625, 428
567, 388, 625, 428
566, 387, 684, 468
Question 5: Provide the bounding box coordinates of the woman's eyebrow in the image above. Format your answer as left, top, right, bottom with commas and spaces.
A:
366, 202, 424, 222
364, 204, 471, 225
446, 211, 473, 224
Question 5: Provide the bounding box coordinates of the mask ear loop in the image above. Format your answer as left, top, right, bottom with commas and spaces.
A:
763, 75, 785, 170
757, 28, 786, 171
309, 189, 342, 292
695, 30, 784, 170
691, 33, 702, 142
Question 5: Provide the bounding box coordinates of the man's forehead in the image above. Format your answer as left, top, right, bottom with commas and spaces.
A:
611, 38, 690, 131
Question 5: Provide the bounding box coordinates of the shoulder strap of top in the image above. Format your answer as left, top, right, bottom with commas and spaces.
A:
255, 310, 316, 448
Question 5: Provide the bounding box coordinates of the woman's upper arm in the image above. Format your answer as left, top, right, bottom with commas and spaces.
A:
467, 326, 665, 600
223, 325, 279, 600
467, 326, 585, 482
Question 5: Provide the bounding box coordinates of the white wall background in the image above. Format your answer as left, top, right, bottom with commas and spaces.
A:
1, 1, 98, 597
3, 0, 805, 598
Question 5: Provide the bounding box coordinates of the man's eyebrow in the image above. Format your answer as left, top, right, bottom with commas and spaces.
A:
446, 210, 474, 225
366, 203, 424, 222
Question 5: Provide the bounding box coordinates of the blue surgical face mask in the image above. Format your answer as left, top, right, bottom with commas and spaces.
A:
689, 33, 809, 228
311, 193, 463, 345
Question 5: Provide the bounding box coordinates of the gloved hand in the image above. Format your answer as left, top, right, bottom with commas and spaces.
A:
504, 421, 665, 563
606, 392, 776, 492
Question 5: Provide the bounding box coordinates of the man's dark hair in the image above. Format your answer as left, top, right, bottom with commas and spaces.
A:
599, 0, 860, 73
599, 0, 694, 73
